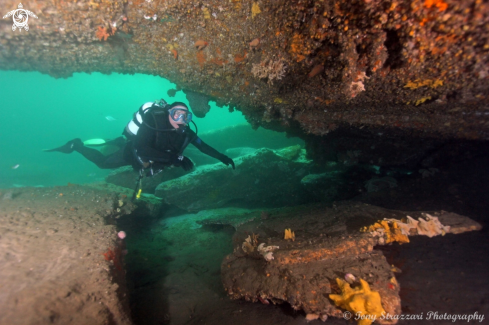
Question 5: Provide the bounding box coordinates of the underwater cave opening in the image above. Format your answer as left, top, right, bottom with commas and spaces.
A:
0, 70, 248, 188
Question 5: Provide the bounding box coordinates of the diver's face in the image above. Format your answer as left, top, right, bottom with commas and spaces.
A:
168, 107, 190, 129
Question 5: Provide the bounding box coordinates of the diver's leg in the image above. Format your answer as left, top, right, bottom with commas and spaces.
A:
74, 143, 112, 168
46, 139, 131, 169
77, 145, 133, 169
98, 147, 132, 169
104, 136, 127, 148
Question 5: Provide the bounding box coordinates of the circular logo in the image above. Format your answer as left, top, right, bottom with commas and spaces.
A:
343, 311, 352, 320
13, 9, 28, 28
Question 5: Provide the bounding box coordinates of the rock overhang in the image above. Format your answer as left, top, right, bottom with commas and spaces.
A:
1, 0, 488, 144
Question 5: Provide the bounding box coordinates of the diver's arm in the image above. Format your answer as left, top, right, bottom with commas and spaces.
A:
191, 137, 235, 169
191, 137, 223, 159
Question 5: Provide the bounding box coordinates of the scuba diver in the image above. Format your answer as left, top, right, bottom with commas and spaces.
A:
45, 100, 235, 184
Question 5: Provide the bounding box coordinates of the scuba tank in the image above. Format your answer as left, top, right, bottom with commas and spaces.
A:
124, 99, 168, 139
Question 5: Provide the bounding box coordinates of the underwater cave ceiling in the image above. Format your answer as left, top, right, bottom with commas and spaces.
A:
1, 0, 489, 155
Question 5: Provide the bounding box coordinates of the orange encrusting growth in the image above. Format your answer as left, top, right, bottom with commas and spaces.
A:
424, 0, 448, 11
196, 51, 206, 67
234, 51, 247, 63
276, 238, 374, 265
210, 57, 228, 66
103, 247, 123, 271
289, 33, 310, 62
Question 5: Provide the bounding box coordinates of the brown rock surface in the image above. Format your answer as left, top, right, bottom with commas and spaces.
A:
220, 202, 482, 322
0, 183, 136, 325
437, 211, 483, 234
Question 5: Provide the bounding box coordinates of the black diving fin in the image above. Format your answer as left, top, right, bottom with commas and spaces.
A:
43, 138, 83, 153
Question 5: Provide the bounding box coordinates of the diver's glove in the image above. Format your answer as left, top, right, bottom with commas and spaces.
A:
171, 154, 194, 171
219, 155, 235, 170
139, 160, 164, 177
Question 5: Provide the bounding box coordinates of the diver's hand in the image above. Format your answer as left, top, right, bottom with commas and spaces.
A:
180, 156, 194, 171
220, 155, 235, 170
171, 154, 194, 171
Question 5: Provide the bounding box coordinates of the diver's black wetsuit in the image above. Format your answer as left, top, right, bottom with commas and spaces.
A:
133, 107, 226, 169
72, 107, 228, 170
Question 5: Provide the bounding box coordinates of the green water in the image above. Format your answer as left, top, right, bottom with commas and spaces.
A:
0, 71, 247, 187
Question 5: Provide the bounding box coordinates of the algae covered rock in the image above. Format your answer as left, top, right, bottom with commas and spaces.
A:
105, 166, 188, 192
155, 146, 312, 211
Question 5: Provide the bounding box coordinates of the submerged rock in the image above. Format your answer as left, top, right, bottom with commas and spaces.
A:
105, 165, 188, 193
0, 184, 137, 325
301, 170, 354, 202
224, 147, 258, 158
155, 146, 312, 211
220, 202, 482, 322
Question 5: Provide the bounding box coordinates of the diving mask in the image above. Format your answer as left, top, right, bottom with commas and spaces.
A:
169, 107, 192, 124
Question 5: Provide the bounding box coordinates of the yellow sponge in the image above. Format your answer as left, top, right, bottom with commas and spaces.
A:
329, 278, 385, 325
